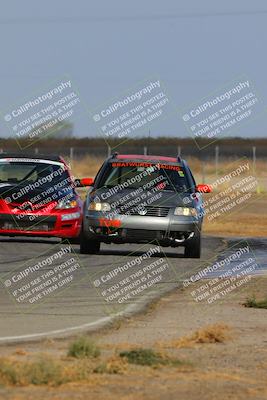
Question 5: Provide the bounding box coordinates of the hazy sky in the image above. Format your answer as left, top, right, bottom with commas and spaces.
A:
0, 0, 266, 139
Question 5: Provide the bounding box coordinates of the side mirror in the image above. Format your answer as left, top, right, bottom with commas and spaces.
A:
196, 184, 212, 193
75, 178, 94, 187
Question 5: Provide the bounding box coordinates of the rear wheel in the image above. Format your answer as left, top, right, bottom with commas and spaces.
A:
80, 232, 100, 254
184, 230, 201, 258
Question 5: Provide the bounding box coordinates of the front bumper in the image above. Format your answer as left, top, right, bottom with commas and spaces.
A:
0, 211, 82, 238
83, 211, 200, 244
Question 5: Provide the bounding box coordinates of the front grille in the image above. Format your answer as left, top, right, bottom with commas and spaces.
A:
0, 214, 56, 231
120, 206, 170, 217
123, 229, 163, 241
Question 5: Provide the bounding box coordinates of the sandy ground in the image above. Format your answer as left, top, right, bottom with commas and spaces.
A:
0, 273, 267, 400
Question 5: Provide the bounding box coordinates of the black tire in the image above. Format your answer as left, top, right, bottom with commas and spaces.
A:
184, 230, 201, 258
80, 232, 100, 254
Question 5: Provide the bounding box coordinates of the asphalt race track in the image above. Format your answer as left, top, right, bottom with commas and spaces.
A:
0, 235, 266, 344
0, 235, 226, 343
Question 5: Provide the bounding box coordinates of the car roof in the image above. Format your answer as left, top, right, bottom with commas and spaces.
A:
0, 153, 64, 162
113, 154, 182, 163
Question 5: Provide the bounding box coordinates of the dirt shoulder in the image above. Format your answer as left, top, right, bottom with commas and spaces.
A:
203, 194, 267, 237
0, 274, 267, 400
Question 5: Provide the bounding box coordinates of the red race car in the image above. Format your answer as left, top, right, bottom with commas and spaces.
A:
0, 154, 91, 241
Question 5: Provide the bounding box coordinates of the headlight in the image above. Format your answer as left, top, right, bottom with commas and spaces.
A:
174, 207, 197, 217
55, 199, 78, 210
88, 202, 111, 212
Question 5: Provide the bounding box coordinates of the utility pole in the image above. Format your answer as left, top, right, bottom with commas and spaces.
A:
252, 146, 256, 175
70, 147, 74, 160
147, 129, 151, 155
215, 145, 219, 179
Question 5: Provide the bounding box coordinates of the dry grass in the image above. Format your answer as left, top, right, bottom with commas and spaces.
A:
93, 356, 128, 374
187, 156, 267, 179
204, 213, 267, 237
70, 155, 104, 178
189, 323, 232, 344
0, 355, 65, 386
0, 342, 190, 387
0, 355, 122, 387
203, 196, 267, 236
70, 155, 267, 180
12, 349, 28, 356
156, 323, 232, 350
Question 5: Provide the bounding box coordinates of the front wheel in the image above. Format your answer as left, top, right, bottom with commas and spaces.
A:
80, 232, 100, 254
184, 230, 201, 258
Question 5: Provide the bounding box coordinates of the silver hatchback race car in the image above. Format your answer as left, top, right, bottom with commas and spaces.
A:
80, 153, 211, 258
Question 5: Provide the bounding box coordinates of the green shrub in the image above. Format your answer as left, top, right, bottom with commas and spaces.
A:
244, 295, 267, 309
68, 337, 100, 359
119, 348, 183, 367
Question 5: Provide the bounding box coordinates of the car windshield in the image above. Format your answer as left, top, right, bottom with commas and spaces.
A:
0, 160, 69, 185
98, 161, 190, 192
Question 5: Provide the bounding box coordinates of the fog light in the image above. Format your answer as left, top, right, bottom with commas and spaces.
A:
174, 207, 197, 216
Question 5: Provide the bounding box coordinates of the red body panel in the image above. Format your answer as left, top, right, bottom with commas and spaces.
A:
0, 156, 83, 238
0, 199, 83, 238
